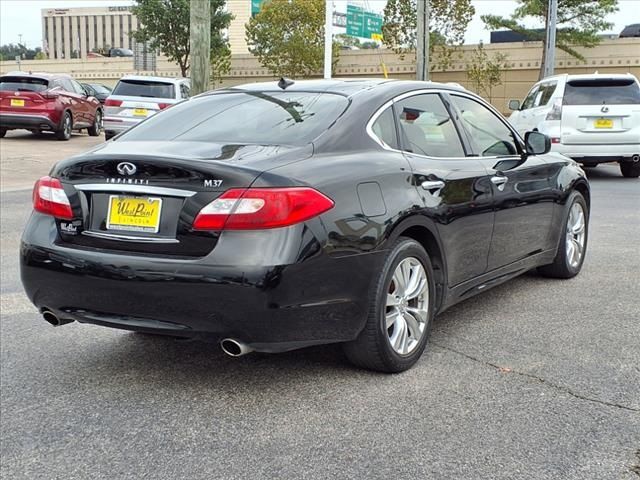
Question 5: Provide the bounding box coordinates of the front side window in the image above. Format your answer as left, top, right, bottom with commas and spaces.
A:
537, 82, 557, 107
521, 86, 539, 110
370, 106, 398, 149
117, 91, 349, 146
451, 95, 519, 157
395, 93, 465, 157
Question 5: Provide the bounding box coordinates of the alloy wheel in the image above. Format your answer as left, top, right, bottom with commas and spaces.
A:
385, 257, 429, 355
566, 202, 586, 268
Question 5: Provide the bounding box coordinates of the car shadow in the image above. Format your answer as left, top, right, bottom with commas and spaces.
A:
1, 130, 92, 141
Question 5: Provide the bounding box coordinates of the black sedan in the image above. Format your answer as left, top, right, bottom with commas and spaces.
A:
81, 83, 112, 104
20, 79, 590, 372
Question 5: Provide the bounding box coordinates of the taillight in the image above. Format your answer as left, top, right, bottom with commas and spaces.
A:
41, 91, 59, 100
158, 102, 171, 110
104, 98, 123, 107
32, 176, 73, 220
193, 187, 334, 231
546, 98, 563, 121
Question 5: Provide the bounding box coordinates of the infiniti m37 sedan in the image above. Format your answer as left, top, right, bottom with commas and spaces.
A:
20, 79, 590, 372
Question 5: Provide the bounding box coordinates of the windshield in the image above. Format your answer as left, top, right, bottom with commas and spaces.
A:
89, 84, 111, 94
0, 76, 49, 92
112, 79, 175, 99
117, 91, 350, 146
564, 79, 640, 105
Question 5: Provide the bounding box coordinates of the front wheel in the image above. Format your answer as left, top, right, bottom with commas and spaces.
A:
620, 161, 640, 178
87, 110, 102, 137
343, 237, 435, 373
55, 112, 72, 141
538, 191, 588, 279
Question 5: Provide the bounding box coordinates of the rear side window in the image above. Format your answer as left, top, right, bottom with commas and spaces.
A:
117, 91, 349, 146
563, 79, 640, 105
112, 79, 175, 99
0, 76, 49, 92
537, 82, 557, 106
371, 107, 398, 149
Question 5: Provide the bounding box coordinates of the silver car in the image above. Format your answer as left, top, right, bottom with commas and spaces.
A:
103, 75, 190, 140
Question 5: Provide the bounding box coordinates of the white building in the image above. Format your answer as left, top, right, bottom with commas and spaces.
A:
42, 6, 138, 59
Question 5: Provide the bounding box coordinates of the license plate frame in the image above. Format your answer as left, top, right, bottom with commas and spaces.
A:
10, 98, 25, 107
106, 195, 162, 233
594, 118, 613, 129
133, 108, 148, 117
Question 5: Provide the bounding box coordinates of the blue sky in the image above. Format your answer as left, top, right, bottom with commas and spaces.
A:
1, 0, 637, 49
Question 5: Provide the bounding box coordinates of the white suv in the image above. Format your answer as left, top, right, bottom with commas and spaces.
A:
103, 75, 190, 140
508, 73, 640, 178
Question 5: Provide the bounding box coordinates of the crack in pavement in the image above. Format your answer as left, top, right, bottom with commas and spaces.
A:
432, 342, 640, 413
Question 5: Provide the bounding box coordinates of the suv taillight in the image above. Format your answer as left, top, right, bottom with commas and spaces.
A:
546, 98, 563, 121
158, 102, 172, 110
33, 176, 73, 220
193, 187, 334, 231
41, 91, 59, 99
104, 98, 123, 107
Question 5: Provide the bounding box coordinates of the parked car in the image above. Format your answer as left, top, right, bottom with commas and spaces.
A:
103, 75, 190, 140
108, 48, 133, 57
20, 79, 590, 372
508, 73, 640, 177
0, 71, 103, 140
81, 83, 112, 104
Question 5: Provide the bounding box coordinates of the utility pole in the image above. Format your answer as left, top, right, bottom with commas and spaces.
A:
543, 0, 558, 78
416, 0, 429, 81
324, 1, 333, 79
190, 0, 211, 95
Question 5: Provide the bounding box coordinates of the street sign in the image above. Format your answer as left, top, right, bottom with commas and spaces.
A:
251, 0, 266, 16
346, 4, 383, 40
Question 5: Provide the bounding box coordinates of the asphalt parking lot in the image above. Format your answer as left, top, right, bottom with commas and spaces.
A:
1, 130, 639, 479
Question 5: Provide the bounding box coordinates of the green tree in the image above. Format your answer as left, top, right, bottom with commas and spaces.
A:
482, 0, 619, 80
382, 0, 475, 69
466, 42, 509, 102
246, 0, 339, 78
131, 0, 232, 77
0, 43, 43, 61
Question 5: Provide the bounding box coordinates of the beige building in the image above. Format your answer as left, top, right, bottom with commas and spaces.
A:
227, 0, 252, 55
42, 6, 138, 60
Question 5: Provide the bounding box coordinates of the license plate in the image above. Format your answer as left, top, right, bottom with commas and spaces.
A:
107, 196, 162, 233
10, 99, 25, 107
133, 108, 148, 117
594, 118, 613, 129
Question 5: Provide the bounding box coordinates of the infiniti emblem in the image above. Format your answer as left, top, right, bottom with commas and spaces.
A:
116, 162, 137, 176
601, 105, 609, 113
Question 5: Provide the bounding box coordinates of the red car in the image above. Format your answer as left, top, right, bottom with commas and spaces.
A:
0, 72, 103, 140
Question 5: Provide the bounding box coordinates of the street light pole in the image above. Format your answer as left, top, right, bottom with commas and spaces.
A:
543, 0, 558, 78
324, 1, 333, 79
416, 0, 429, 81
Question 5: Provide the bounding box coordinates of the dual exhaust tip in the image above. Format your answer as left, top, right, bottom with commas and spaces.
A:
632, 154, 640, 163
41, 310, 253, 357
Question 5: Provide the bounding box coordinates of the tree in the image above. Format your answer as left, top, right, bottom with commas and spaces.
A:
246, 0, 339, 78
0, 43, 44, 61
466, 42, 509, 102
382, 0, 475, 69
482, 0, 619, 80
131, 0, 232, 77
335, 34, 380, 50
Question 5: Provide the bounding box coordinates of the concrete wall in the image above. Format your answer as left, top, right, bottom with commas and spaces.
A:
2, 38, 639, 114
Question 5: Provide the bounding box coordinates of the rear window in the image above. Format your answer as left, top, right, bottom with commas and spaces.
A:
563, 78, 640, 105
112, 79, 175, 99
0, 76, 49, 92
117, 91, 350, 146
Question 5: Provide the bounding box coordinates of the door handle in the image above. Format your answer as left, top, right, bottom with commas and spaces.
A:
421, 180, 445, 192
491, 175, 508, 191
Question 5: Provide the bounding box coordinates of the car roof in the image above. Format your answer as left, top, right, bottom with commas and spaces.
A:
119, 74, 188, 84
1, 71, 70, 80
226, 78, 469, 98
540, 72, 638, 83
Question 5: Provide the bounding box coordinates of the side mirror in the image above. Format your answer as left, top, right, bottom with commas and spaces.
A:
508, 99, 521, 111
524, 131, 551, 155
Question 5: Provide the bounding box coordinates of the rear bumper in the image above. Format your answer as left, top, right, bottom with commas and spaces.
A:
550, 143, 640, 163
20, 214, 383, 352
0, 112, 57, 131
103, 116, 142, 134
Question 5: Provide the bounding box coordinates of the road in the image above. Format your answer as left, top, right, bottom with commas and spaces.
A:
1, 131, 639, 479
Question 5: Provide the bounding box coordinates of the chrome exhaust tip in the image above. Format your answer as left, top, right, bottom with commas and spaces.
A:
42, 309, 73, 327
220, 338, 253, 357
632, 154, 639, 163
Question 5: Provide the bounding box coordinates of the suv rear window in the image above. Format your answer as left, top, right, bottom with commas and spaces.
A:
0, 76, 49, 92
112, 79, 175, 99
118, 91, 349, 146
563, 78, 640, 105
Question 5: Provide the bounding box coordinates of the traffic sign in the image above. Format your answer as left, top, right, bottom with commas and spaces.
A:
346, 5, 383, 40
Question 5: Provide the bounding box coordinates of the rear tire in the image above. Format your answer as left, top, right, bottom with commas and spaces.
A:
87, 110, 102, 137
343, 237, 435, 373
620, 161, 640, 178
538, 191, 588, 279
0, 129, 6, 138
55, 112, 72, 141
